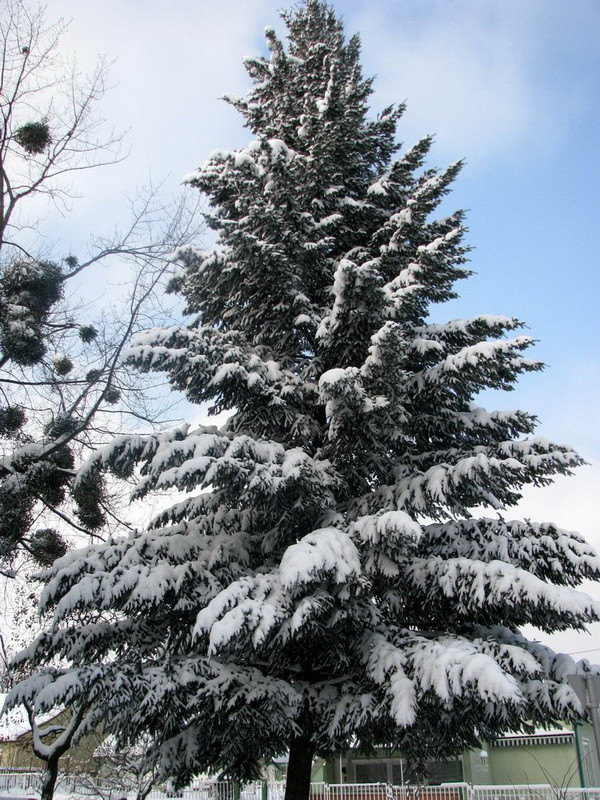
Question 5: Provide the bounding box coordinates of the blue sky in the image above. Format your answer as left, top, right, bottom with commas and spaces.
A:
44, 0, 600, 656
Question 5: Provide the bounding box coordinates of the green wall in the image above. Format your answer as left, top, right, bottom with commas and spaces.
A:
320, 731, 598, 789
487, 741, 580, 788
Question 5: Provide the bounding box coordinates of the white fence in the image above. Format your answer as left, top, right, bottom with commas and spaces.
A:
0, 770, 112, 798
144, 783, 600, 800
0, 769, 120, 800
470, 788, 600, 800
0, 770, 40, 795
2, 775, 600, 800
148, 779, 239, 800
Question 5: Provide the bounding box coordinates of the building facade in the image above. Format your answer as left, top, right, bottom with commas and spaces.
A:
317, 725, 600, 788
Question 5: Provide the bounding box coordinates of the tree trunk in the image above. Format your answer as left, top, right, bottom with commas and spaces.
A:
40, 757, 60, 800
284, 731, 316, 800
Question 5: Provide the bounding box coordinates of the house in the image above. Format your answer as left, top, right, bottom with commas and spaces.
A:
316, 723, 600, 788
0, 695, 104, 773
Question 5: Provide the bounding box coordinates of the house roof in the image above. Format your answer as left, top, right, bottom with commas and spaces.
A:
0, 693, 57, 741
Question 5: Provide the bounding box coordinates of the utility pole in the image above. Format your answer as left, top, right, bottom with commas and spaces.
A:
567, 674, 600, 784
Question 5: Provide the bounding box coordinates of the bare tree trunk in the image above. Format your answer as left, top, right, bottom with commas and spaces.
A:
136, 775, 157, 800
284, 730, 316, 800
27, 702, 89, 800
40, 756, 60, 800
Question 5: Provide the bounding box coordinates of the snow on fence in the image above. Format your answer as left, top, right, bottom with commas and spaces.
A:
0, 770, 113, 798
0, 769, 123, 800
2, 775, 600, 800
0, 769, 40, 795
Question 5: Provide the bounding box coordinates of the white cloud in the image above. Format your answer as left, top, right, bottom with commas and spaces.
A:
25, 0, 599, 239
509, 466, 600, 662
346, 0, 592, 164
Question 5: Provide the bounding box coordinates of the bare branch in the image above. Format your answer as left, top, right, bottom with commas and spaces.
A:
0, 0, 204, 576
0, 3, 125, 256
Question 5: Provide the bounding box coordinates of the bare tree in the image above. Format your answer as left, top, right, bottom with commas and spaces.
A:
78, 736, 162, 800
0, 0, 203, 575
0, 0, 124, 258
24, 699, 97, 800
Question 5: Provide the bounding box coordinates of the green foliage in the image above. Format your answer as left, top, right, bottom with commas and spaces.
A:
0, 259, 63, 366
0, 488, 32, 560
78, 325, 98, 343
0, 404, 26, 436
72, 471, 106, 531
103, 386, 121, 405
13, 120, 51, 154
25, 447, 75, 508
0, 412, 75, 569
52, 354, 73, 375
29, 528, 68, 566
43, 414, 78, 439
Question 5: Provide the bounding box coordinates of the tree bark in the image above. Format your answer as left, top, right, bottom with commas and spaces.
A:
40, 756, 60, 800
284, 730, 316, 800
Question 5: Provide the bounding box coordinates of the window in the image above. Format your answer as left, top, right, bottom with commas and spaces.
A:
352, 757, 462, 786
354, 762, 388, 783
391, 762, 406, 785
426, 759, 463, 785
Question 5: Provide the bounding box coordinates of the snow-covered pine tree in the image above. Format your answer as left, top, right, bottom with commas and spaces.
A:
7, 3, 600, 799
